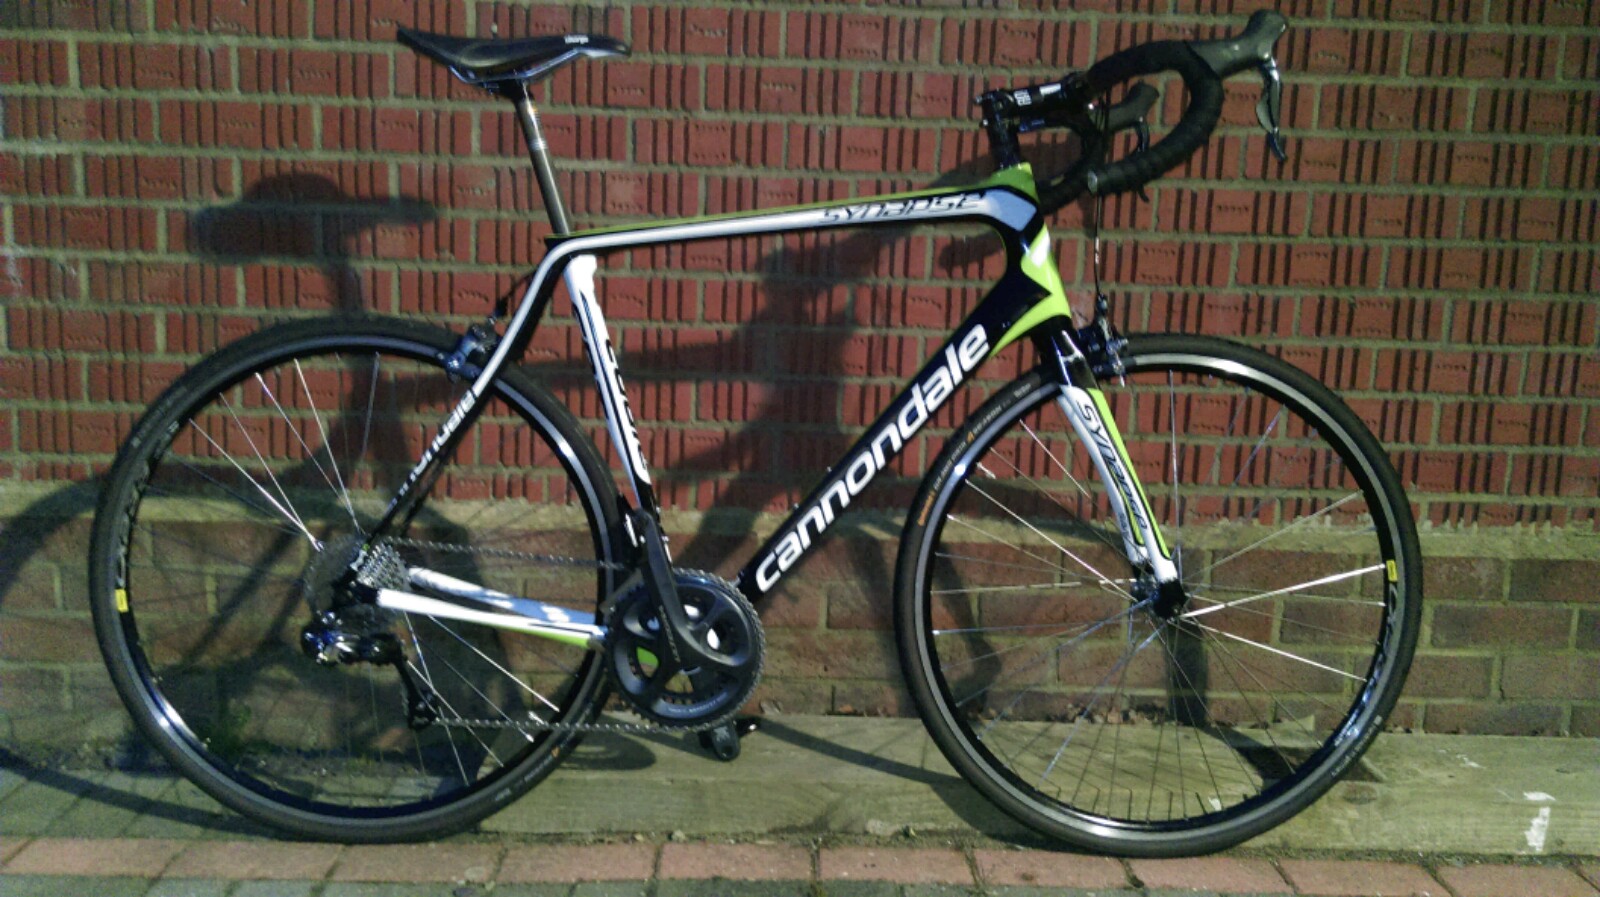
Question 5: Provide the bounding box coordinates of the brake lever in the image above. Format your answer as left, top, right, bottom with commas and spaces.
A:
1131, 119, 1152, 202
1256, 57, 1287, 162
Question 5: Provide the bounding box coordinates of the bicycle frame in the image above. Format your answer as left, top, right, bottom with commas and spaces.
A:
365, 164, 1177, 643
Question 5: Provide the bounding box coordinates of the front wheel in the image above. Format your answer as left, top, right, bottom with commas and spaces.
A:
896, 333, 1421, 856
89, 316, 621, 841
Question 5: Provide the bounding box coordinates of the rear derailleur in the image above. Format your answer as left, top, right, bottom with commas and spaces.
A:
300, 605, 441, 731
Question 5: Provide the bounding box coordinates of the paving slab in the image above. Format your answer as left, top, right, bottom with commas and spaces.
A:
1130, 857, 1287, 893
819, 846, 973, 885
0, 875, 151, 897
1277, 859, 1445, 896
973, 848, 1127, 889
1434, 862, 1600, 897
2, 717, 1597, 865
658, 842, 812, 880
483, 716, 1600, 857
3, 835, 185, 877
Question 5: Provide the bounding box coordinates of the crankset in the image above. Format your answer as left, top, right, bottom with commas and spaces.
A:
606, 569, 764, 728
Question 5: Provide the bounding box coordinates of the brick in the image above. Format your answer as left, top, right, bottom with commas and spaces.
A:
1437, 864, 1598, 897
819, 847, 970, 884
974, 849, 1125, 889
331, 843, 500, 883
658, 843, 811, 881
1503, 655, 1600, 701
1425, 701, 1565, 735
1510, 559, 1600, 604
4, 838, 185, 877
1430, 604, 1571, 650
498, 844, 656, 883
1402, 654, 1494, 699
1130, 857, 1287, 893
0, 615, 98, 663
168, 841, 343, 880
1280, 859, 1444, 895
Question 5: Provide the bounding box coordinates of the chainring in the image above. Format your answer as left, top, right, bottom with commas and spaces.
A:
607, 569, 764, 728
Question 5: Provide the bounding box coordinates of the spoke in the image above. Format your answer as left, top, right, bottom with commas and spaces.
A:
420, 638, 539, 741
1181, 564, 1384, 620
190, 420, 319, 547
1038, 624, 1162, 790
294, 359, 362, 532
357, 353, 380, 468
1191, 584, 1384, 607
145, 476, 304, 540
964, 480, 1135, 601
1151, 624, 1233, 808
401, 615, 471, 784
945, 602, 1143, 674
1193, 622, 1366, 682
1198, 491, 1366, 579
1229, 407, 1284, 491
252, 371, 350, 529
931, 580, 1128, 597
933, 549, 1069, 579
422, 615, 562, 713
995, 427, 1129, 560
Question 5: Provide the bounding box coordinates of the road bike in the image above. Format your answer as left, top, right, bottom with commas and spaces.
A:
89, 10, 1421, 856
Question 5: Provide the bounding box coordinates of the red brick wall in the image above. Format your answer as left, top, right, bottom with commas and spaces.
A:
1, 1, 1596, 740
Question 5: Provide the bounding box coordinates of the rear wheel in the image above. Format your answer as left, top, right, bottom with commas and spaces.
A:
89, 317, 620, 841
897, 333, 1420, 855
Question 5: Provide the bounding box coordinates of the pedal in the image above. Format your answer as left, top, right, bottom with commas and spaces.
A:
697, 717, 760, 762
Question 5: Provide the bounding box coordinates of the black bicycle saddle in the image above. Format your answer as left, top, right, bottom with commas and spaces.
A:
398, 28, 629, 83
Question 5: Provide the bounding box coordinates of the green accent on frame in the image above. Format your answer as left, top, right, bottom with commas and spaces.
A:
990, 224, 1073, 356
1088, 387, 1171, 559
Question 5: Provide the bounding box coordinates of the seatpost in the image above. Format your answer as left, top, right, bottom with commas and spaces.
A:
509, 82, 571, 236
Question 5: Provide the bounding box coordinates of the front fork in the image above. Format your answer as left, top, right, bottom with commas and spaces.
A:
1037, 323, 1181, 596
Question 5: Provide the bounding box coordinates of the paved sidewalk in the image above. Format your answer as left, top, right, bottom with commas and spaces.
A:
3, 835, 1599, 896
3, 716, 1598, 896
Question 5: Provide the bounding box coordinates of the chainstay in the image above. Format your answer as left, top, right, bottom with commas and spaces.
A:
376, 538, 739, 735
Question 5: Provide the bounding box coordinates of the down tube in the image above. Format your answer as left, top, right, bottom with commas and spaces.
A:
736, 279, 1048, 603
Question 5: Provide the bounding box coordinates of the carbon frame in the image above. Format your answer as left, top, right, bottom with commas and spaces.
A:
366, 163, 1175, 619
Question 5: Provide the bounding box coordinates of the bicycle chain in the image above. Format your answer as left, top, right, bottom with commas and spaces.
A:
373, 536, 736, 736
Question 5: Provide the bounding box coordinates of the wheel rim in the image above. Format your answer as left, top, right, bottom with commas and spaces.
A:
915, 347, 1412, 836
106, 332, 613, 821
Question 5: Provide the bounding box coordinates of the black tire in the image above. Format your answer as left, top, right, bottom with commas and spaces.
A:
89, 316, 621, 841
896, 333, 1421, 856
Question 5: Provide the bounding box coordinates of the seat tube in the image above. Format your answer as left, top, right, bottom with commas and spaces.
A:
511, 83, 572, 235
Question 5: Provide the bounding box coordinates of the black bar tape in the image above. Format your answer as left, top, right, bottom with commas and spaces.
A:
1080, 41, 1224, 197
1036, 83, 1158, 213
1102, 82, 1157, 133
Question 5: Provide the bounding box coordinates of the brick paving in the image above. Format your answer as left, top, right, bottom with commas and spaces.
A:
1131, 856, 1290, 893
973, 848, 1127, 889
3, 837, 186, 878
1435, 863, 1600, 897
1278, 859, 1446, 896
818, 846, 972, 884
497, 843, 656, 883
330, 842, 501, 884
0, 836, 1597, 896
165, 841, 342, 881
658, 842, 812, 880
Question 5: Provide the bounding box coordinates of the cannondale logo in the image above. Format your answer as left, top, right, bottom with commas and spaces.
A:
754, 326, 991, 592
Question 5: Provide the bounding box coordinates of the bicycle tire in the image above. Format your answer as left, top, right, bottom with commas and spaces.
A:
896, 333, 1421, 856
89, 316, 621, 842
